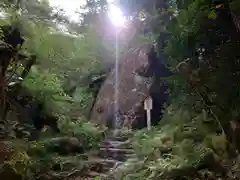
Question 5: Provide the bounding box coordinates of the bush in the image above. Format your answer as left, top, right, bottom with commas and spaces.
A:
5, 66, 104, 179
115, 107, 226, 180
1, 117, 104, 180
22, 66, 72, 114
59, 118, 103, 149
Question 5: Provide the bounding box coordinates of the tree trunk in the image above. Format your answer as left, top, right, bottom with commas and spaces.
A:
20, 55, 36, 79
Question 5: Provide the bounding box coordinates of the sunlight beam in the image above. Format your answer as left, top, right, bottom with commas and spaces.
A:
107, 3, 126, 28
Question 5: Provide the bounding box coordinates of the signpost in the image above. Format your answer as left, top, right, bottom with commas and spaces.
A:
144, 96, 153, 130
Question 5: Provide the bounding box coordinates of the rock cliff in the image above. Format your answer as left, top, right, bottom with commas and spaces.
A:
91, 44, 172, 129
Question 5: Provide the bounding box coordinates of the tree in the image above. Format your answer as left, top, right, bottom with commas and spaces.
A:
0, 1, 106, 179
114, 0, 240, 179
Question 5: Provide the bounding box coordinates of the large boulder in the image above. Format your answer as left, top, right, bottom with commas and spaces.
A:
91, 44, 172, 129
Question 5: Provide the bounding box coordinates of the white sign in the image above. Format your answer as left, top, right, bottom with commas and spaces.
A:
144, 96, 153, 130
144, 96, 153, 110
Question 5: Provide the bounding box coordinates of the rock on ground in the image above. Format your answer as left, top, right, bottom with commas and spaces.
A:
91, 44, 171, 129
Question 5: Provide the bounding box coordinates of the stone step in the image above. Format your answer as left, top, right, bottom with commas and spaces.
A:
85, 171, 108, 178
81, 134, 134, 179
125, 153, 135, 158
86, 158, 123, 164
100, 143, 132, 149
99, 158, 123, 164
100, 152, 134, 162
100, 147, 134, 154
100, 146, 131, 151
87, 158, 123, 168
101, 140, 131, 148
100, 145, 132, 151
85, 159, 123, 173
106, 136, 130, 142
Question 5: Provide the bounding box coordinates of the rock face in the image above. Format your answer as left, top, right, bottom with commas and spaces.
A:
91, 44, 172, 129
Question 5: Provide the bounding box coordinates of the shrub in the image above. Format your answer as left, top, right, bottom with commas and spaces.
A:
115, 107, 225, 180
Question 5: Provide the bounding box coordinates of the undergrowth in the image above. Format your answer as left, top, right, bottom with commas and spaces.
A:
1, 118, 104, 180
0, 65, 104, 179
115, 106, 238, 180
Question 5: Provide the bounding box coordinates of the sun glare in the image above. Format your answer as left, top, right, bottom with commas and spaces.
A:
108, 4, 126, 27
49, 0, 126, 26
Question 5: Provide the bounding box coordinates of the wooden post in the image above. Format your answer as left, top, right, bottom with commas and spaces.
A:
144, 96, 153, 130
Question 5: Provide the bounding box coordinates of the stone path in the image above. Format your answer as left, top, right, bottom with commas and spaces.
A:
83, 131, 134, 179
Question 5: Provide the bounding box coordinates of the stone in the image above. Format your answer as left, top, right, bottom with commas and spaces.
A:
91, 44, 172, 129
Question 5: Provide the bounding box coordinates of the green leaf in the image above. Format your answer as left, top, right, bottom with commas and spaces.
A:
208, 10, 217, 20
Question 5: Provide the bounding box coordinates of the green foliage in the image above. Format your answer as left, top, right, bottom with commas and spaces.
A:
0, 1, 109, 179
23, 25, 101, 76
115, 0, 240, 179
72, 87, 94, 115
115, 108, 224, 179
4, 0, 240, 179
7, 151, 33, 178
4, 118, 104, 179
208, 10, 217, 19
59, 118, 103, 148
165, 0, 240, 123
165, 0, 208, 65
22, 67, 72, 114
